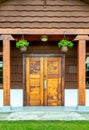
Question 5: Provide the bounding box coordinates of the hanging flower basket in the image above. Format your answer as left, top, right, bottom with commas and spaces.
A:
58, 39, 74, 53
61, 46, 68, 53
20, 46, 27, 53
16, 39, 29, 53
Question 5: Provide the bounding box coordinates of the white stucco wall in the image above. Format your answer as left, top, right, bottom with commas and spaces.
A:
65, 89, 89, 106
86, 90, 89, 106
0, 89, 89, 107
0, 89, 3, 106
64, 89, 78, 106
10, 89, 23, 106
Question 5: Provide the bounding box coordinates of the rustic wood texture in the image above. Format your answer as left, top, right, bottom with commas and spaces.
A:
78, 40, 86, 105
0, 0, 89, 29
3, 40, 10, 106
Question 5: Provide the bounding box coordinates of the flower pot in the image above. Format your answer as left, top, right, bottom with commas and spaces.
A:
20, 46, 27, 53
61, 46, 68, 53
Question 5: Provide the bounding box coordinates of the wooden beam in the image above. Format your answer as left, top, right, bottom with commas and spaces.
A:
3, 40, 10, 106
0, 29, 89, 35
78, 40, 86, 105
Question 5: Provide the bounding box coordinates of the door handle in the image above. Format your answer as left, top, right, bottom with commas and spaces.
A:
44, 79, 46, 89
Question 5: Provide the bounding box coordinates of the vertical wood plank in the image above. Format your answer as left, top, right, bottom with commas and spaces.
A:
26, 57, 30, 105
40, 57, 44, 105
61, 56, 65, 106
44, 57, 47, 105
78, 40, 86, 105
58, 58, 62, 105
3, 40, 10, 106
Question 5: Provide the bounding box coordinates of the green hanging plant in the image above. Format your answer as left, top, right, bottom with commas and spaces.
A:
58, 39, 74, 48
16, 39, 29, 48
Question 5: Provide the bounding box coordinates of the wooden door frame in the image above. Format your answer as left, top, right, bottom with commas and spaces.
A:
23, 54, 65, 106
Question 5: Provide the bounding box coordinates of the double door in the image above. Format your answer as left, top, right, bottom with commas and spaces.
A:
25, 56, 63, 106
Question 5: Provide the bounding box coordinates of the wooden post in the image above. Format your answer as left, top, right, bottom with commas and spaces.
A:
2, 35, 14, 106
3, 40, 10, 106
74, 35, 89, 105
2, 34, 13, 106
78, 40, 86, 105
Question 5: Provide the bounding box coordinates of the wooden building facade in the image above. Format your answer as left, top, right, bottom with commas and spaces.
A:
0, 0, 89, 107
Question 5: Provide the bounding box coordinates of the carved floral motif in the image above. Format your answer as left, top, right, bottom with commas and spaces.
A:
30, 61, 40, 74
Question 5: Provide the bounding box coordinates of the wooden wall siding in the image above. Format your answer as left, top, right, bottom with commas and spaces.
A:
11, 43, 23, 89
0, 41, 2, 52
10, 41, 77, 89
0, 0, 89, 29
86, 42, 89, 53
65, 44, 77, 89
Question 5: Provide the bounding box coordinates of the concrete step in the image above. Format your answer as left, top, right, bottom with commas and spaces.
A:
0, 111, 89, 121
0, 106, 89, 121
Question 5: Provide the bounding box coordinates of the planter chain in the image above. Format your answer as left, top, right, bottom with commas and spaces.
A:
63, 31, 66, 40
22, 34, 24, 39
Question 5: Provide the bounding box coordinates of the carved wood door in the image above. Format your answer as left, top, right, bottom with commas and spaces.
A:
44, 57, 62, 106
26, 56, 62, 106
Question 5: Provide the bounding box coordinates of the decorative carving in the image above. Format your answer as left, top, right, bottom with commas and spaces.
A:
48, 61, 58, 74
30, 61, 40, 74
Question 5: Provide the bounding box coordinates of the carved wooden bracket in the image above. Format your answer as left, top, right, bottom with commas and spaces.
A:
73, 34, 89, 41
0, 34, 14, 40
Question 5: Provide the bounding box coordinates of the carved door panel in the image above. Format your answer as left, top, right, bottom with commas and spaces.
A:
26, 57, 43, 106
44, 57, 62, 106
26, 56, 62, 106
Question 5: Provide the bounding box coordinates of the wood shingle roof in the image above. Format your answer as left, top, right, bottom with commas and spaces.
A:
0, 0, 89, 29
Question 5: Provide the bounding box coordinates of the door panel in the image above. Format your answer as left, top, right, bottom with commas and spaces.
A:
26, 56, 62, 106
44, 57, 62, 106
26, 57, 43, 106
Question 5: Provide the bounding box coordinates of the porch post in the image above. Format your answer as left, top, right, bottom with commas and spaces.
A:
3, 39, 10, 106
78, 40, 86, 105
74, 35, 89, 105
1, 35, 14, 106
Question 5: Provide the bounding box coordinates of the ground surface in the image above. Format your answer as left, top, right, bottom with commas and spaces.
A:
0, 121, 89, 130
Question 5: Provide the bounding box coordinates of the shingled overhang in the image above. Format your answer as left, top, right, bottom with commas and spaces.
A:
0, 0, 89, 35
0, 0, 89, 4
